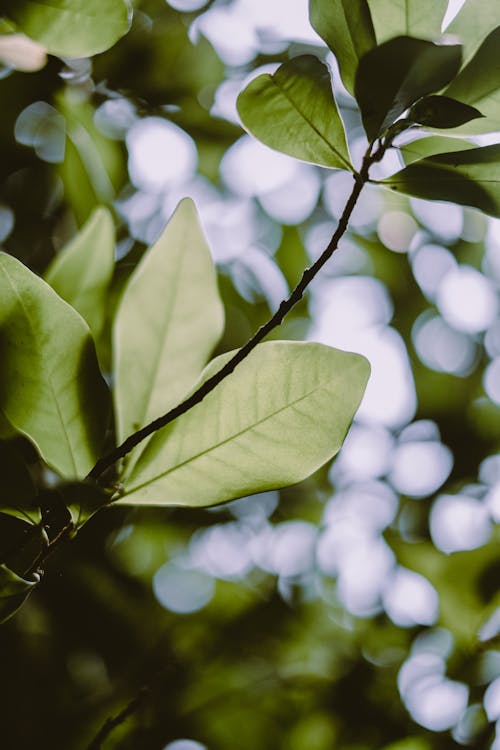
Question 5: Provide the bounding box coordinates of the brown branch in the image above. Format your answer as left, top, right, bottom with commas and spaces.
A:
88, 146, 377, 483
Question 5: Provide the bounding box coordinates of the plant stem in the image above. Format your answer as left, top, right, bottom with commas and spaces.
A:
88, 145, 377, 483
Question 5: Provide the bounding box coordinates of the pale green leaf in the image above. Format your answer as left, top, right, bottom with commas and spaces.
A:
45, 207, 115, 339
0, 252, 110, 478
113, 198, 224, 462
118, 341, 370, 508
355, 37, 462, 141
381, 144, 500, 218
446, 0, 500, 66
444, 26, 500, 134
367, 0, 448, 44
4, 0, 132, 57
397, 135, 475, 165
237, 55, 352, 171
308, 0, 375, 95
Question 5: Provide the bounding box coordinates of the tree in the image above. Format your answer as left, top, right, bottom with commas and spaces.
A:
0, 1, 499, 748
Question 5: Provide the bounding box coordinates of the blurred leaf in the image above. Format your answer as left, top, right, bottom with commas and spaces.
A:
113, 198, 224, 463
444, 26, 500, 134
237, 55, 352, 171
355, 37, 462, 141
0, 442, 36, 510
55, 481, 109, 526
45, 207, 115, 340
3, 0, 132, 57
57, 89, 125, 225
397, 135, 475, 164
367, 0, 448, 44
119, 342, 370, 507
0, 511, 46, 577
0, 252, 110, 478
308, 0, 375, 95
0, 564, 39, 624
408, 95, 483, 128
382, 739, 431, 750
446, 0, 500, 65
382, 144, 500, 217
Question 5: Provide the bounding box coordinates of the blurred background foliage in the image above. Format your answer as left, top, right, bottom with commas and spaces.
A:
0, 1, 499, 749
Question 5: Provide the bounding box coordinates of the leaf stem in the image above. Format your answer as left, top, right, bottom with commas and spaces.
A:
88, 144, 378, 483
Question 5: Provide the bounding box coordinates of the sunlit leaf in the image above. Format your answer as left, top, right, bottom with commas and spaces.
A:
0, 564, 39, 624
4, 0, 132, 58
113, 199, 224, 461
355, 37, 462, 141
119, 342, 370, 507
0, 252, 110, 478
367, 0, 448, 44
237, 55, 352, 171
446, 0, 500, 65
408, 95, 483, 128
45, 207, 115, 340
397, 135, 475, 165
382, 144, 500, 217
308, 0, 375, 95
444, 26, 500, 134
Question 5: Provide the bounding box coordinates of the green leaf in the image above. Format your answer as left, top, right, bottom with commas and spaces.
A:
0, 564, 39, 625
118, 341, 370, 508
4, 0, 132, 57
57, 88, 125, 225
381, 144, 500, 218
367, 0, 448, 44
0, 512, 46, 577
408, 95, 483, 128
0, 442, 36, 511
397, 135, 475, 165
308, 0, 375, 96
446, 0, 500, 66
355, 37, 462, 141
45, 207, 115, 340
444, 26, 500, 134
113, 199, 224, 459
237, 55, 352, 171
0, 252, 110, 478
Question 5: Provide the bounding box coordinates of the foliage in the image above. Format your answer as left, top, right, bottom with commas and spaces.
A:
0, 0, 499, 748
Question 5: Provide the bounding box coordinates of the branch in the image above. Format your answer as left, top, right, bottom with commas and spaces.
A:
88, 146, 377, 482
85, 685, 151, 750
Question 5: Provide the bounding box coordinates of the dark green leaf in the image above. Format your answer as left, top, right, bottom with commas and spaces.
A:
118, 342, 370, 507
0, 252, 110, 478
0, 564, 39, 624
367, 0, 448, 44
355, 37, 462, 141
444, 26, 500, 134
308, 0, 375, 95
382, 144, 500, 218
408, 95, 483, 128
0, 512, 46, 577
0, 442, 36, 511
45, 207, 115, 340
4, 0, 132, 57
237, 55, 352, 171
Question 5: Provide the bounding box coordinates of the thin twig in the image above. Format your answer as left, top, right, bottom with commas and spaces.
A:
85, 684, 151, 750
88, 145, 377, 483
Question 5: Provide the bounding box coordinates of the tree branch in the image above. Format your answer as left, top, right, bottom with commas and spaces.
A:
88, 146, 377, 483
85, 685, 151, 750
